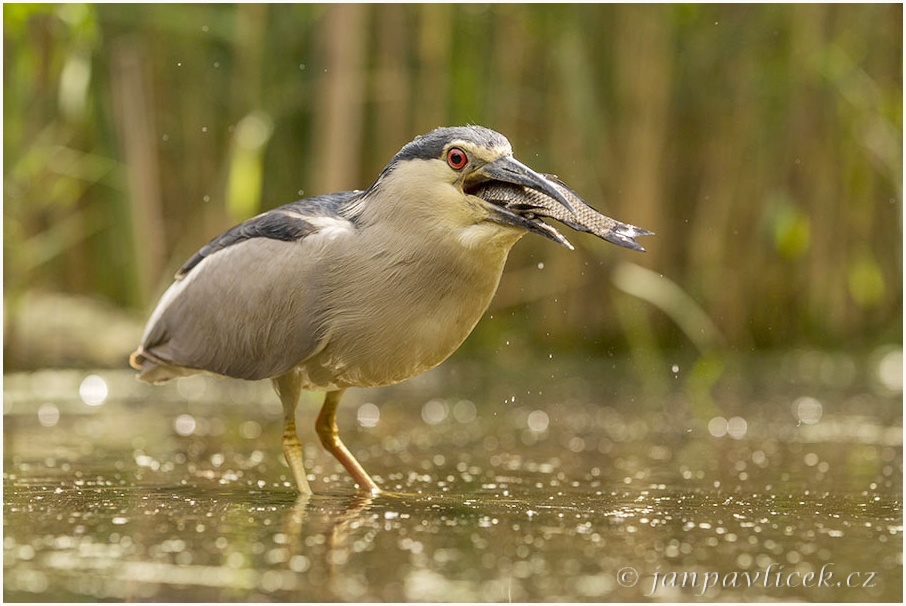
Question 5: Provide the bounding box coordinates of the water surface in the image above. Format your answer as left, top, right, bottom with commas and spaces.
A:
4, 351, 902, 601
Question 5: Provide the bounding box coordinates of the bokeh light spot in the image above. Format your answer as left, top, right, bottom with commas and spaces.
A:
79, 375, 108, 407
357, 403, 380, 428
38, 403, 60, 427
174, 414, 197, 436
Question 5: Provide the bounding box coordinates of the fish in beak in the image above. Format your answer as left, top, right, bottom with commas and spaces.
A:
466, 156, 578, 248
472, 163, 653, 252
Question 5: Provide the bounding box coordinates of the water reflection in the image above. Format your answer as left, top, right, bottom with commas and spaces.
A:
3, 353, 903, 601
4, 473, 902, 601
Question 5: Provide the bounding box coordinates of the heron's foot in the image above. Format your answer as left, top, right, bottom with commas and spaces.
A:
282, 420, 313, 495
316, 390, 381, 495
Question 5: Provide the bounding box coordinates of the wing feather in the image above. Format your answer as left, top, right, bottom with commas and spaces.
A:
132, 192, 361, 382
175, 191, 360, 278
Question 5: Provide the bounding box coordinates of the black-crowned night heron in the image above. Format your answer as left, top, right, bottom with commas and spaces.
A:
130, 125, 652, 495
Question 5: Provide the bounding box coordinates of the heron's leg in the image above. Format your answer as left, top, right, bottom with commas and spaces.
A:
316, 390, 381, 495
273, 372, 313, 495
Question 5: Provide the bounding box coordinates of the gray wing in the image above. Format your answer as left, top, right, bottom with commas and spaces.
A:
131, 192, 360, 382
175, 192, 356, 277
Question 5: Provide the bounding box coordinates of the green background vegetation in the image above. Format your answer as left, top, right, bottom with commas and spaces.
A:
3, 4, 902, 371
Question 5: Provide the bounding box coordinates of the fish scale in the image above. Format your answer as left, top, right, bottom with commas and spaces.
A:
475, 175, 653, 251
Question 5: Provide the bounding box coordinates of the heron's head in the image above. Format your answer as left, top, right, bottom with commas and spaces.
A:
362, 125, 651, 251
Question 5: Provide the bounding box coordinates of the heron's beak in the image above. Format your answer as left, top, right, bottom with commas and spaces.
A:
466, 156, 579, 248
471, 170, 654, 253
474, 156, 576, 215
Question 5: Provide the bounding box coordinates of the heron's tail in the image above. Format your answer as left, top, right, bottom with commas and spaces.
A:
130, 347, 200, 384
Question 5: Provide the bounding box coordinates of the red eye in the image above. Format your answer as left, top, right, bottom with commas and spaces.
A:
446, 147, 468, 170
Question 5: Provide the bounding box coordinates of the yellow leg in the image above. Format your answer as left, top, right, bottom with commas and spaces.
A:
273, 372, 312, 495
316, 389, 381, 495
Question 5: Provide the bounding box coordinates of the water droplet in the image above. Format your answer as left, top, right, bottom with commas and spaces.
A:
727, 416, 747, 439
707, 416, 728, 437
173, 414, 196, 436
453, 400, 476, 424
793, 396, 823, 425
79, 375, 108, 406
38, 403, 60, 427
289, 554, 310, 572
240, 420, 261, 439
421, 399, 448, 425
876, 348, 903, 392
357, 403, 380, 428
527, 410, 550, 433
